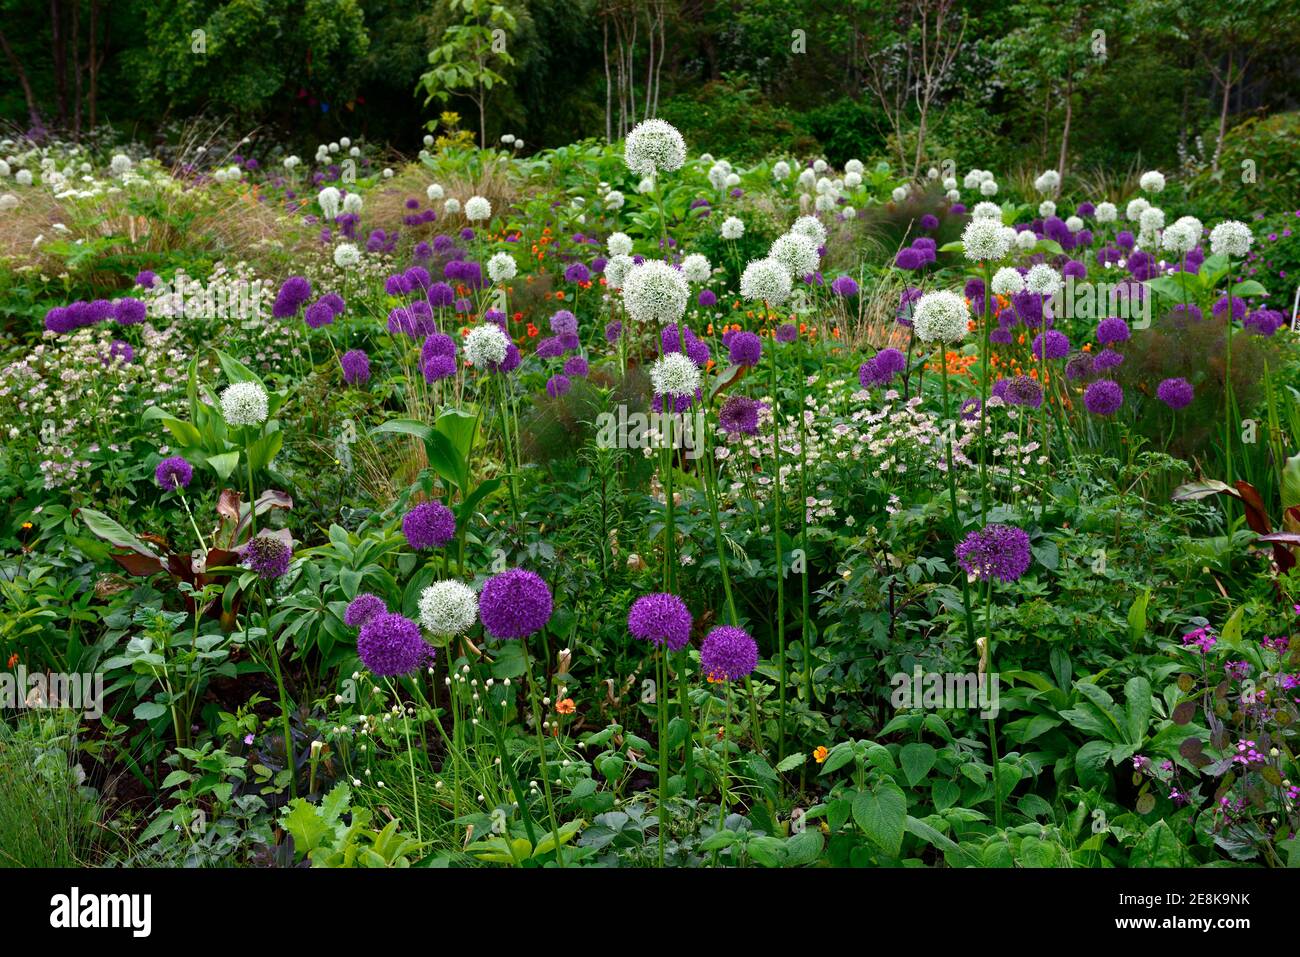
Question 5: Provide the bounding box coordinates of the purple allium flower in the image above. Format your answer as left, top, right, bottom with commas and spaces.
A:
719, 395, 761, 435
950, 203, 966, 215
563, 355, 589, 377
1076, 202, 1095, 217
154, 455, 193, 491
1006, 374, 1044, 408
775, 323, 798, 343
1062, 260, 1087, 280
1212, 294, 1246, 322
550, 310, 578, 337
1031, 330, 1070, 360
428, 281, 455, 308
320, 292, 345, 316
1244, 308, 1284, 336
1083, 379, 1124, 415
698, 289, 718, 307
920, 214, 940, 231
627, 593, 692, 651
135, 270, 158, 289
546, 373, 572, 397
605, 321, 624, 343
700, 625, 758, 681
831, 275, 860, 297
1156, 377, 1194, 410
564, 262, 591, 284
1092, 348, 1124, 372
423, 354, 457, 382
536, 336, 565, 359
242, 532, 293, 580
114, 297, 147, 326
955, 523, 1032, 583
340, 349, 370, 385
402, 501, 455, 550
1065, 352, 1094, 381
344, 592, 387, 627
1096, 317, 1130, 345
357, 612, 429, 676
895, 248, 925, 271
272, 276, 312, 319
304, 300, 335, 329
479, 568, 553, 640
104, 339, 134, 365
728, 330, 763, 367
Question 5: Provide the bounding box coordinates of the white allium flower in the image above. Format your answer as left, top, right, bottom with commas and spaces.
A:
1209, 220, 1253, 258
790, 215, 828, 247
513, 139, 524, 150
946, 189, 960, 203
979, 170, 996, 183
607, 231, 634, 257
603, 190, 625, 210
465, 196, 492, 221
1038, 200, 1057, 218
333, 243, 361, 268
1094, 201, 1117, 223
501, 133, 516, 145
423, 134, 435, 147
845, 159, 864, 175
1139, 207, 1165, 234
813, 159, 828, 174
624, 118, 686, 176
842, 206, 857, 219
637, 176, 656, 194
979, 179, 999, 196
962, 218, 1012, 261
220, 381, 269, 427
487, 252, 517, 283
342, 192, 363, 215
426, 183, 445, 202
1139, 170, 1166, 193
739, 258, 793, 304
0, 160, 9, 177
110, 154, 133, 176
318, 187, 341, 220
340, 137, 351, 148
351, 147, 361, 157
844, 171, 862, 188
328, 142, 340, 153
419, 581, 479, 636
963, 170, 983, 189
283, 155, 300, 169
444, 198, 461, 215
708, 163, 729, 190
721, 216, 745, 240
891, 186, 908, 203
1126, 197, 1149, 221
465, 323, 510, 368
972, 201, 1002, 222
814, 193, 836, 212
1025, 263, 1063, 296
604, 254, 634, 289
927, 167, 939, 179
991, 267, 1025, 296
797, 168, 816, 189
1065, 216, 1084, 233
649, 352, 702, 398
816, 176, 833, 195
681, 253, 711, 283
1162, 215, 1203, 254
621, 260, 689, 325
769, 232, 819, 278
725, 173, 740, 188
772, 160, 792, 180
1016, 230, 1039, 251
913, 291, 969, 344
0, 193, 17, 212
1034, 170, 1061, 194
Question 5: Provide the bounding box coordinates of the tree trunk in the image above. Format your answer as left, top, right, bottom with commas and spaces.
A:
71, 0, 82, 139
603, 16, 612, 142
0, 29, 43, 129
89, 0, 99, 130
1056, 80, 1073, 183
1212, 50, 1233, 174
51, 0, 68, 127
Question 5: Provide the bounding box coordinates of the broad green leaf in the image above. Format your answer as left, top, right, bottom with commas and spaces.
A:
852, 782, 907, 856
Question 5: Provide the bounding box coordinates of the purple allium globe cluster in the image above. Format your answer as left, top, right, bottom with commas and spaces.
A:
402, 501, 456, 550
479, 568, 553, 639
627, 592, 693, 651
955, 524, 1032, 583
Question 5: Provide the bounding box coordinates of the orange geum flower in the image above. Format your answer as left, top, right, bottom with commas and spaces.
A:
555, 698, 576, 715
813, 746, 829, 764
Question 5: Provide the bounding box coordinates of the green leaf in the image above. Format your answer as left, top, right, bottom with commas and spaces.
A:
818, 741, 856, 775
246, 429, 283, 472
79, 509, 161, 560
1129, 820, 1190, 867
215, 349, 265, 389
783, 829, 824, 867
1124, 676, 1152, 745
775, 752, 806, 773
206, 450, 242, 480
1127, 587, 1151, 645
133, 701, 167, 721
852, 782, 907, 857
899, 742, 936, 786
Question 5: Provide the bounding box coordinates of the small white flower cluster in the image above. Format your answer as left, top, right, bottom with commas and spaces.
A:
721, 216, 745, 240
624, 118, 687, 176
912, 291, 970, 344
487, 251, 517, 283
465, 195, 492, 221
465, 324, 510, 368
419, 581, 479, 636
220, 381, 269, 427
1034, 170, 1061, 195
649, 352, 701, 398
1162, 215, 1203, 255
739, 258, 793, 305
1209, 219, 1253, 258
621, 260, 689, 325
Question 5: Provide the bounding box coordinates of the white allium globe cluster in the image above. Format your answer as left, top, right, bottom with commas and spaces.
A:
962, 218, 1014, 262
444, 198, 461, 215
342, 192, 363, 215
621, 260, 689, 325
1038, 200, 1057, 218
971, 201, 1002, 222
1094, 201, 1118, 223
604, 254, 634, 289
465, 196, 492, 221
607, 231, 633, 257
991, 267, 1025, 296
465, 324, 510, 368
772, 160, 792, 180
1025, 263, 1063, 296
769, 232, 820, 278
721, 216, 745, 240
1016, 230, 1039, 251
912, 291, 970, 344
1034, 170, 1061, 194
426, 183, 445, 202
487, 252, 517, 283
739, 258, 793, 304
220, 381, 269, 427
419, 581, 479, 636
1126, 197, 1150, 222
1162, 215, 1203, 254
790, 215, 828, 247
681, 253, 712, 283
1139, 170, 1166, 193
649, 352, 702, 398
333, 243, 361, 268
1209, 220, 1253, 258
318, 186, 341, 220
624, 119, 687, 176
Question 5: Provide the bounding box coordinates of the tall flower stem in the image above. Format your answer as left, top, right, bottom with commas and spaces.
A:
984, 577, 1004, 830
1223, 258, 1236, 486
490, 710, 538, 847
386, 677, 422, 843
495, 374, 521, 525
656, 647, 669, 867
767, 334, 787, 753
795, 336, 814, 725
939, 352, 977, 648
258, 585, 296, 799
521, 638, 564, 865
176, 489, 208, 552
978, 262, 993, 523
